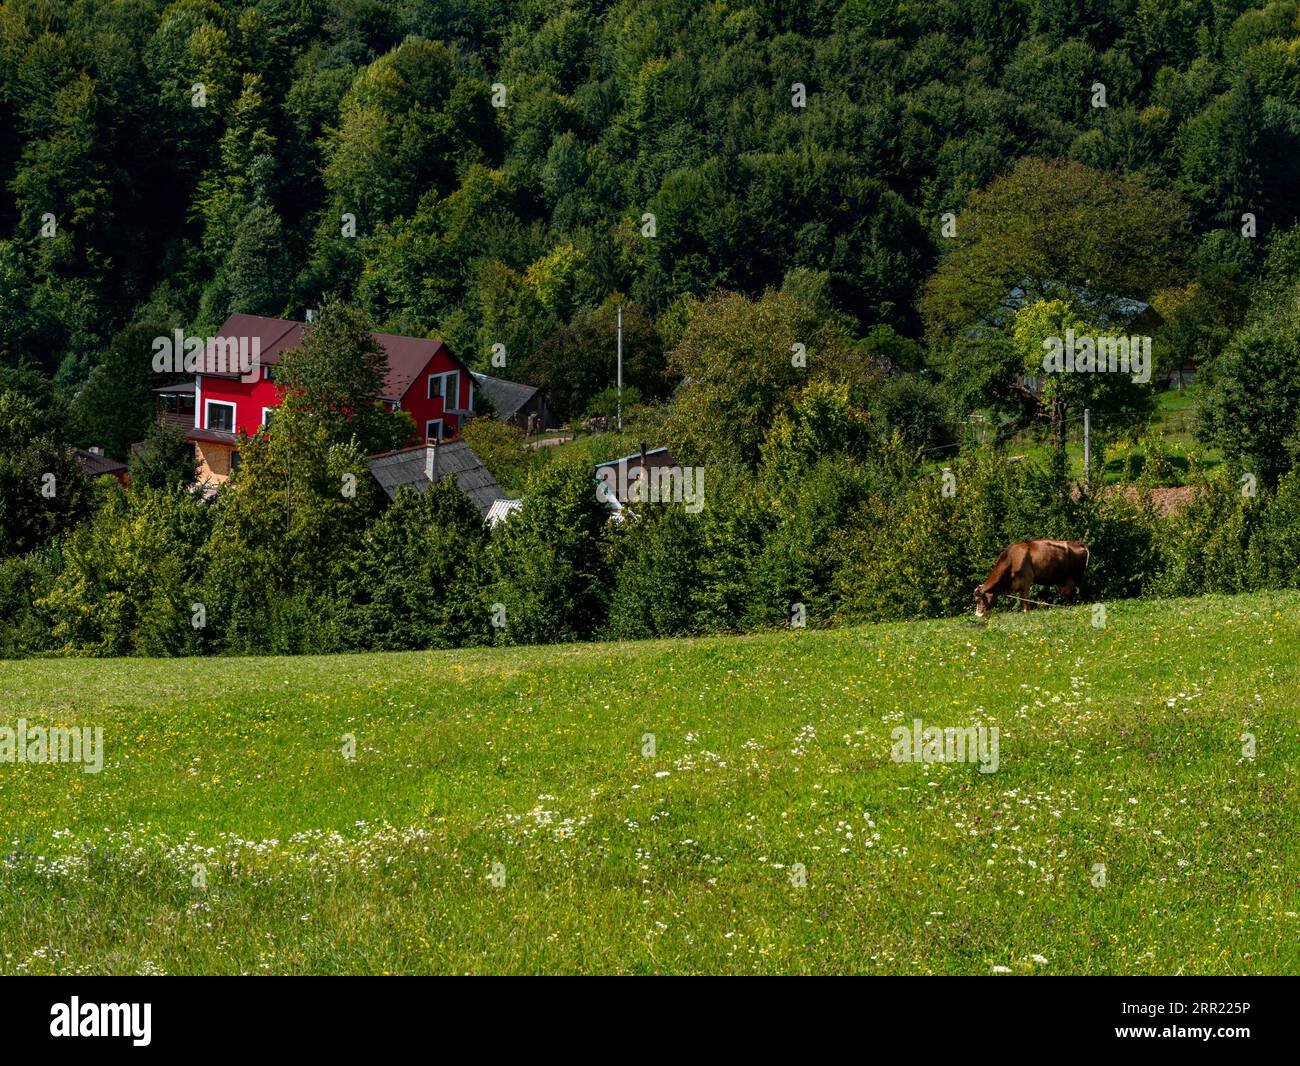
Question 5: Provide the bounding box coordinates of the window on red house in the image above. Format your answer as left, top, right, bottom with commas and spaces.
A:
205, 400, 235, 433
429, 371, 460, 409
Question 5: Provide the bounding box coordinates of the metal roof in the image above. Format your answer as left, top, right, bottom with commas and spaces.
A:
198, 315, 300, 378
366, 440, 503, 517
593, 446, 676, 470
486, 498, 523, 527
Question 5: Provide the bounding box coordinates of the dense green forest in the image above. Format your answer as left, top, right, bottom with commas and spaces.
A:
3, 1, 1299, 404
5, 0, 1300, 656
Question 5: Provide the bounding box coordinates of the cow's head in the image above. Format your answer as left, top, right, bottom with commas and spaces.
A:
973, 584, 993, 618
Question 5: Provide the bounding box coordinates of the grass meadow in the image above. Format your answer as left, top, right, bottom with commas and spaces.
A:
1, 590, 1297, 975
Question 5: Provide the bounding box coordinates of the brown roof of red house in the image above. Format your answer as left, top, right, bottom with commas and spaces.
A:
196, 315, 300, 379
369, 330, 452, 401
208, 315, 463, 402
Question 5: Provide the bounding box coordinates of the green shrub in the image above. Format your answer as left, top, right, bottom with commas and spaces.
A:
604, 505, 705, 640
459, 417, 543, 498
486, 461, 610, 644
39, 489, 212, 656
1251, 468, 1300, 586
331, 482, 491, 651
0, 544, 61, 657
746, 458, 876, 628
1150, 474, 1267, 596
1076, 493, 1161, 601
833, 449, 1102, 623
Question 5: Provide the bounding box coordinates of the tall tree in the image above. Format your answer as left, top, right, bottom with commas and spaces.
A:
0, 366, 89, 556
71, 322, 172, 458
920, 158, 1189, 347
664, 284, 864, 466
524, 300, 664, 423
275, 299, 414, 454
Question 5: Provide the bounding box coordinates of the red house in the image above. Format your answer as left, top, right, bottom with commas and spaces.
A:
156, 314, 475, 484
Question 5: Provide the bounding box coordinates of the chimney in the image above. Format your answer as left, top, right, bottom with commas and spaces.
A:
305, 308, 316, 323
424, 441, 438, 484
89, 445, 103, 456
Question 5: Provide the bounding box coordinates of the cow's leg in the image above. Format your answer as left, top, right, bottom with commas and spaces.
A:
1057, 579, 1076, 603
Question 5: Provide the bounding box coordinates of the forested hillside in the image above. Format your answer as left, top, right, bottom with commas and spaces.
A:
3, 1, 1299, 391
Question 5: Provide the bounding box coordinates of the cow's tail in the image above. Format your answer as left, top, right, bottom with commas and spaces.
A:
1082, 544, 1091, 572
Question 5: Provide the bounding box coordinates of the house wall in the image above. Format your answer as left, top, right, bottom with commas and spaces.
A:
400, 354, 474, 441
195, 440, 237, 482
197, 373, 282, 436
196, 350, 473, 445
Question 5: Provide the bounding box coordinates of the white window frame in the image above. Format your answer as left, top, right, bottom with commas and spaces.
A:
261, 407, 275, 427
426, 419, 444, 443
204, 399, 237, 433
429, 371, 465, 411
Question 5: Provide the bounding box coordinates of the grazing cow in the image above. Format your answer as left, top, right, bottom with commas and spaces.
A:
974, 539, 1090, 617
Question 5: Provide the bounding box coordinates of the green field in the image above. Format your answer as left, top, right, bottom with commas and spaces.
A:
1003, 386, 1223, 486
1, 591, 1297, 975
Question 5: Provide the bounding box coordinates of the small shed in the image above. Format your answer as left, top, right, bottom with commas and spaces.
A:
470, 372, 558, 431
72, 447, 129, 486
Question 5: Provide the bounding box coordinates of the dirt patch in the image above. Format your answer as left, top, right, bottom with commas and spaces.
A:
1108, 484, 1199, 517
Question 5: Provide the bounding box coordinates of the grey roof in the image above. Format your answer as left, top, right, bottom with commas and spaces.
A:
366, 440, 503, 517
71, 448, 127, 477
594, 446, 676, 471
976, 282, 1157, 335
470, 372, 540, 418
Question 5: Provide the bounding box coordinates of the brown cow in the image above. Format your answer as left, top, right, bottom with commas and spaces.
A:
974, 539, 1090, 617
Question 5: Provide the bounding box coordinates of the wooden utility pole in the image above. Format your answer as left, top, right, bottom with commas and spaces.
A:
616, 305, 623, 432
